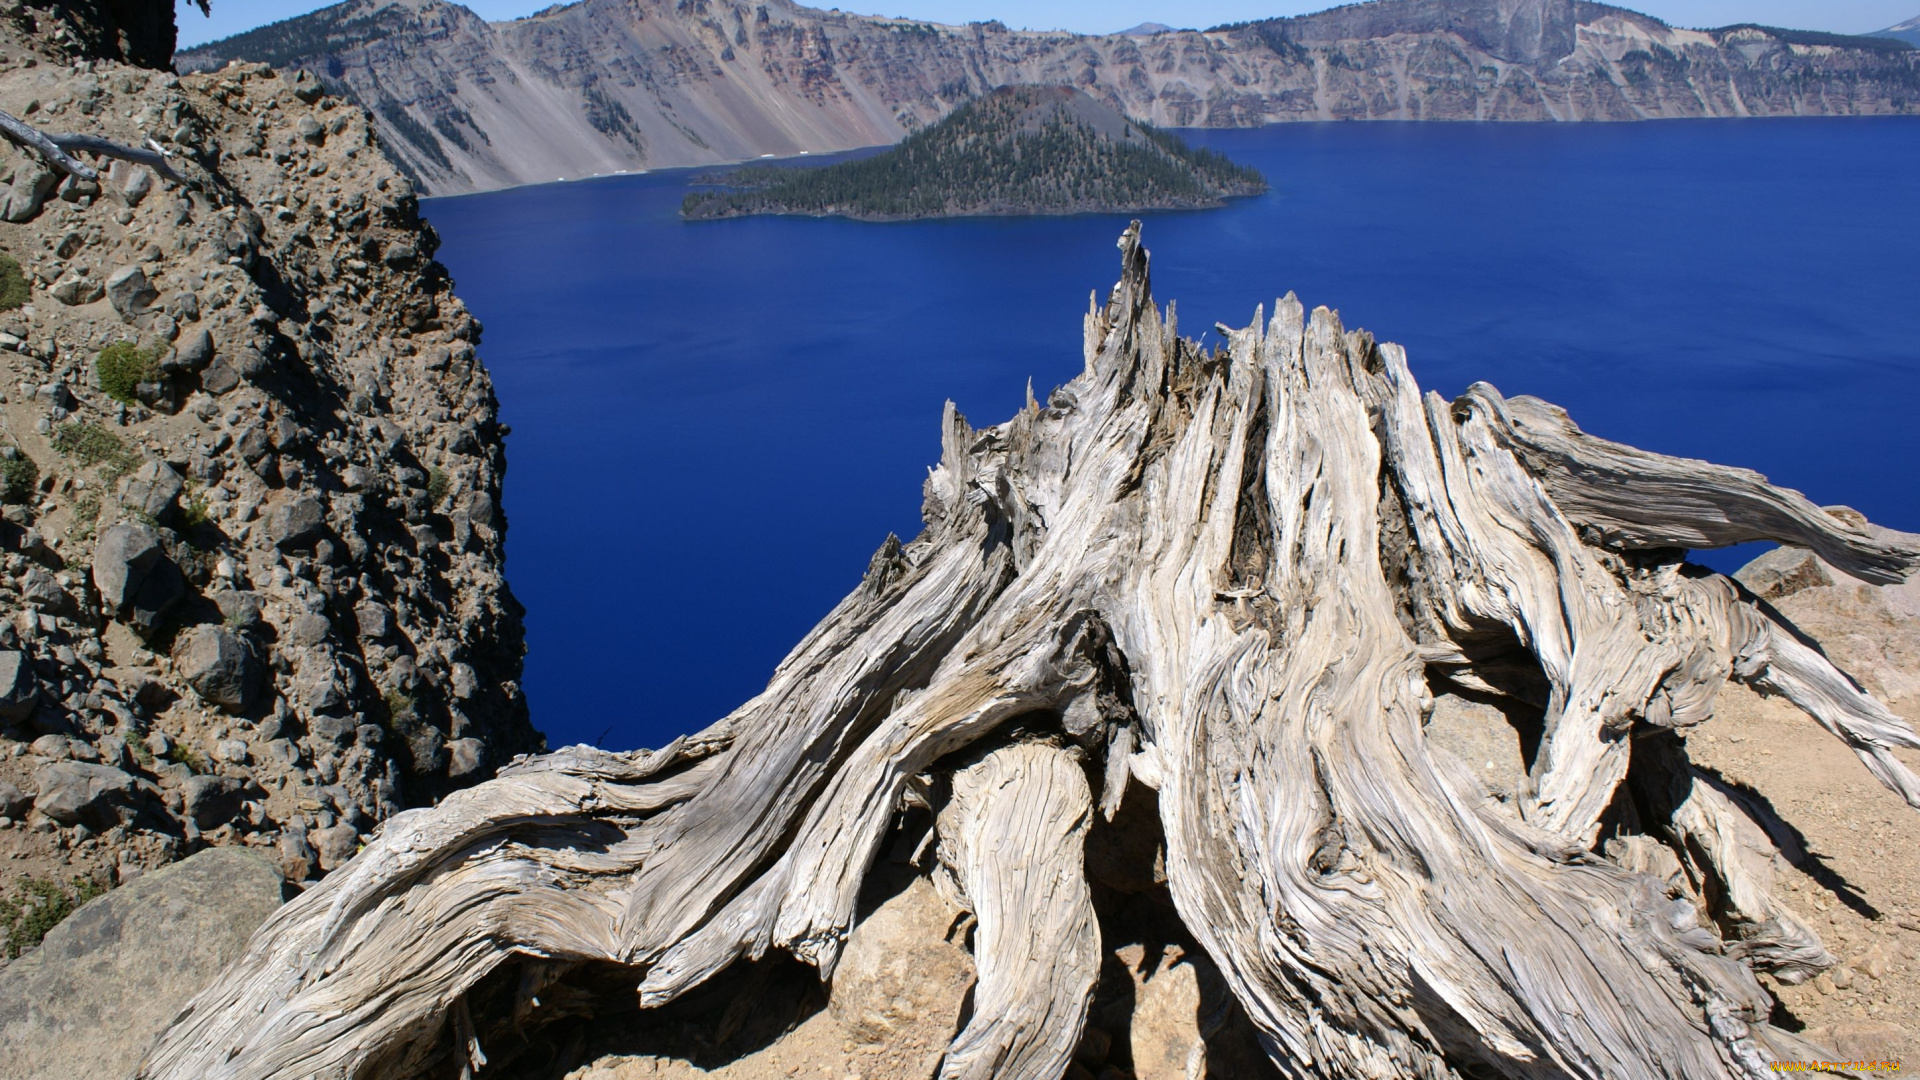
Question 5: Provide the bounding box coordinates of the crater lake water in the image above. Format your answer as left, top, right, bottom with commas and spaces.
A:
425, 118, 1920, 754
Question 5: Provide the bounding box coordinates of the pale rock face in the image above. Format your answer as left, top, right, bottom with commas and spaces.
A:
178, 0, 1920, 196
0, 849, 287, 1080
1424, 691, 1531, 808
1123, 943, 1207, 1080
569, 871, 975, 1080
828, 875, 974, 1048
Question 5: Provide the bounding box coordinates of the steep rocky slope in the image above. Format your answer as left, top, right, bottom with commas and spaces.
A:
0, 0, 540, 939
178, 0, 1920, 195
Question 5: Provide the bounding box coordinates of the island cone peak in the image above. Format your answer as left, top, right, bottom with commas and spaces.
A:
681, 86, 1266, 221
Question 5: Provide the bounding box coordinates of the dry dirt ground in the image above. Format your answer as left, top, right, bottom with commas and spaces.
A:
1694, 682, 1920, 1064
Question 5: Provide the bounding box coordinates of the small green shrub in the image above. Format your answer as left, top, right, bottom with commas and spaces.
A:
51, 421, 133, 469
426, 468, 450, 507
0, 254, 28, 312
180, 480, 212, 529
383, 689, 417, 725
70, 490, 102, 539
163, 744, 206, 773
95, 341, 161, 405
51, 421, 140, 487
1, 876, 107, 958
0, 451, 37, 503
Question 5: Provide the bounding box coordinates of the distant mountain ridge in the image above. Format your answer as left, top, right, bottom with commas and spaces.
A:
178, 0, 1920, 196
1876, 13, 1920, 46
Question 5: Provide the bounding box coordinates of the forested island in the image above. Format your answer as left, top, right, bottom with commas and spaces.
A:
680, 86, 1268, 221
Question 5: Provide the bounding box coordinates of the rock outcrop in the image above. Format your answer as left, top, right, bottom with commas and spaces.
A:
0, 0, 540, 915
177, 0, 1920, 195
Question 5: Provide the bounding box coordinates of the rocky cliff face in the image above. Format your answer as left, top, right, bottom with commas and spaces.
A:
0, 1, 540, 926
177, 0, 1920, 195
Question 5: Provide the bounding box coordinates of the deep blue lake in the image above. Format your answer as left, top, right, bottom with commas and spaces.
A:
426, 118, 1920, 754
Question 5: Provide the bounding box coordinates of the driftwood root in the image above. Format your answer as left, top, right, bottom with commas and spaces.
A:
140, 226, 1920, 1080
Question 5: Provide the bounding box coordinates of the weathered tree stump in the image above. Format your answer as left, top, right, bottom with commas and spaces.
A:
141, 226, 1920, 1080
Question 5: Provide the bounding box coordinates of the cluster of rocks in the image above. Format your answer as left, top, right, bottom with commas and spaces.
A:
0, 2, 540, 932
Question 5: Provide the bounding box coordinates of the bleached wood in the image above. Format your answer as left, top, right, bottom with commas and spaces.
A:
1497, 394, 1920, 583
933, 742, 1100, 1080
0, 109, 98, 179
1629, 734, 1836, 984
43, 131, 190, 184
140, 225, 1920, 1080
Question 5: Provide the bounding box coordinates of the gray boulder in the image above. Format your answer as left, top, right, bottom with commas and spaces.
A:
210, 589, 264, 630
287, 68, 324, 103
0, 650, 38, 722
181, 774, 245, 829
466, 490, 495, 528
267, 494, 327, 549
18, 567, 69, 612
56, 175, 99, 203
446, 737, 486, 778
117, 163, 152, 206
0, 161, 55, 223
232, 344, 269, 377
353, 601, 391, 639
33, 382, 74, 411
48, 272, 104, 306
28, 734, 89, 762
172, 327, 214, 372
104, 265, 159, 319
0, 780, 27, 818
311, 823, 361, 871
118, 459, 185, 523
90, 521, 161, 607
0, 848, 287, 1080
285, 610, 331, 647
31, 760, 141, 830
200, 357, 240, 395
90, 522, 185, 634
171, 625, 261, 712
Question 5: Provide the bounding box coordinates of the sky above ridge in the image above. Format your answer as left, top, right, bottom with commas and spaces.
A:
175, 0, 1918, 48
